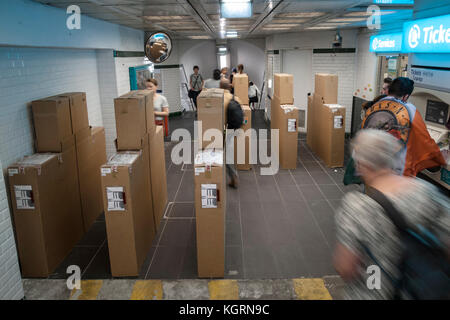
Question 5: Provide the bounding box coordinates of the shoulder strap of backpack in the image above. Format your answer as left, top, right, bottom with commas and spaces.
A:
366, 187, 410, 235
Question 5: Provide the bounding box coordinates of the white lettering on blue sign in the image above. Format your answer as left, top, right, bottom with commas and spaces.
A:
404, 14, 450, 53
370, 33, 403, 52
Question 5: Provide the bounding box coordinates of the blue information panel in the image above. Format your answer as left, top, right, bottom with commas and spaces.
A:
373, 0, 414, 4
370, 33, 404, 53
403, 14, 450, 53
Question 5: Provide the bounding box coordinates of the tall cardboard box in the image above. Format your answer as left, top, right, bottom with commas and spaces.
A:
101, 148, 156, 277
316, 103, 346, 168
32, 96, 73, 152
234, 105, 252, 170
271, 96, 299, 170
115, 90, 155, 150
8, 138, 84, 277
148, 126, 168, 229
274, 74, 294, 104
314, 73, 338, 104
194, 149, 226, 278
306, 95, 314, 150
197, 89, 224, 150
132, 89, 155, 135
56, 92, 89, 134
233, 73, 249, 105
75, 126, 107, 232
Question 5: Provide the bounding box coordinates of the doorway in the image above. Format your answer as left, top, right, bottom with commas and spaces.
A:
376, 54, 409, 95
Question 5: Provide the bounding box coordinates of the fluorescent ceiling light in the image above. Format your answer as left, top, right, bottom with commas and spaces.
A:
220, 0, 252, 19
226, 31, 238, 38
306, 26, 335, 30
219, 47, 227, 52
329, 18, 367, 22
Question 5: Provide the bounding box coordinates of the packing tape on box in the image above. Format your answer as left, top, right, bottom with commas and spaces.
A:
281, 104, 300, 114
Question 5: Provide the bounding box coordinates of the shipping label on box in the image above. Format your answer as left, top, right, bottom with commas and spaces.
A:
106, 187, 125, 211
8, 168, 19, 177
14, 185, 35, 210
288, 119, 297, 132
334, 116, 343, 129
101, 167, 112, 176
201, 184, 218, 208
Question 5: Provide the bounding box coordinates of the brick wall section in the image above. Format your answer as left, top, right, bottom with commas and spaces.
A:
0, 47, 104, 167
0, 160, 24, 300
312, 53, 356, 133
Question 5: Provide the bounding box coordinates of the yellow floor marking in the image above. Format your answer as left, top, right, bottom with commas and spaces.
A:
293, 278, 332, 300
130, 280, 163, 300
70, 280, 103, 300
208, 280, 239, 300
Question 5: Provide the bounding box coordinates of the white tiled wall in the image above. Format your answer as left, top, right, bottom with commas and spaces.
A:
355, 32, 378, 102
0, 46, 104, 167
96, 50, 119, 157
0, 160, 24, 300
312, 53, 356, 132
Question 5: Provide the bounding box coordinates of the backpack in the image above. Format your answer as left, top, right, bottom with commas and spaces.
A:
227, 96, 244, 130
366, 188, 450, 300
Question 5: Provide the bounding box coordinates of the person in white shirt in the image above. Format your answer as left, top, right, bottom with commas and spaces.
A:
203, 69, 222, 89
145, 78, 169, 121
248, 81, 260, 110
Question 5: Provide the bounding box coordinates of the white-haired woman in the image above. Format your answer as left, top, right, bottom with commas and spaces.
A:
333, 129, 449, 300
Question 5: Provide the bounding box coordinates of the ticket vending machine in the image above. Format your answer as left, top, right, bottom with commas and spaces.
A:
409, 87, 450, 190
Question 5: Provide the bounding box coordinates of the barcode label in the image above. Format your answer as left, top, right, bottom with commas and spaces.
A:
106, 187, 125, 211
14, 185, 34, 209
201, 184, 217, 208
334, 116, 343, 129
288, 119, 297, 132
101, 168, 112, 176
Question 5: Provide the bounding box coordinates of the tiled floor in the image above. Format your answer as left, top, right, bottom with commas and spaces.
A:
48, 110, 361, 280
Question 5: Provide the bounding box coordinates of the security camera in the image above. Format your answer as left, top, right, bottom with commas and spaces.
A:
333, 31, 342, 48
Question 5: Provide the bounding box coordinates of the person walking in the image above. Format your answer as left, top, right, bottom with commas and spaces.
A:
203, 69, 222, 89
334, 129, 450, 300
248, 81, 260, 110
189, 65, 204, 109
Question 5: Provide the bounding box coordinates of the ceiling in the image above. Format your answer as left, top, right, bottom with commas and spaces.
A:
32, 0, 414, 39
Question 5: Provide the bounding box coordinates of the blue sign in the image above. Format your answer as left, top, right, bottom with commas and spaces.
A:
370, 33, 404, 52
373, 0, 414, 4
403, 14, 450, 53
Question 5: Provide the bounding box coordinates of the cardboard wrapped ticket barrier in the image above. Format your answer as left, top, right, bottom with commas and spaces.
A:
8, 138, 84, 277
114, 90, 155, 150
316, 104, 346, 168
194, 149, 226, 278
75, 126, 107, 232
233, 73, 249, 105
101, 149, 156, 277
274, 73, 294, 105
314, 73, 338, 105
197, 89, 224, 150
32, 92, 90, 152
271, 95, 299, 170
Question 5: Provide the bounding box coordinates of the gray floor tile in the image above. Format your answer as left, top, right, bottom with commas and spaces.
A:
169, 202, 195, 218
146, 246, 185, 279
159, 220, 193, 247
226, 219, 242, 247
225, 246, 244, 279
318, 185, 345, 200
243, 246, 279, 279
298, 184, 326, 201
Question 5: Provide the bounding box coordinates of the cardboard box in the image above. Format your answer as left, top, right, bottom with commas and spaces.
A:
115, 90, 155, 150
271, 96, 299, 170
233, 73, 249, 105
56, 92, 89, 134
101, 148, 156, 277
132, 89, 155, 135
75, 126, 107, 232
194, 149, 226, 278
32, 96, 73, 152
235, 105, 253, 170
316, 103, 346, 168
306, 95, 314, 150
148, 126, 168, 230
197, 89, 224, 150
274, 74, 294, 104
314, 73, 338, 104
8, 138, 84, 277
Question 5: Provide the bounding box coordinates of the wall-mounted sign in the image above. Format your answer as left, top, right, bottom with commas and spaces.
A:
410, 66, 450, 92
403, 14, 450, 53
373, 0, 414, 4
370, 33, 404, 53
